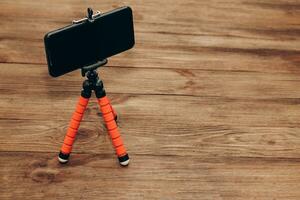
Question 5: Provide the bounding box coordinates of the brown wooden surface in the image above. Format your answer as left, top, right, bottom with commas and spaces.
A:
1, 0, 300, 199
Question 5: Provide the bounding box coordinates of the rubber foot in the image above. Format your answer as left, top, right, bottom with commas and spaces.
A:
118, 154, 130, 166
58, 151, 70, 164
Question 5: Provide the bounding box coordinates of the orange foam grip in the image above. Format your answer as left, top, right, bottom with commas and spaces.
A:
98, 96, 127, 157
61, 96, 89, 154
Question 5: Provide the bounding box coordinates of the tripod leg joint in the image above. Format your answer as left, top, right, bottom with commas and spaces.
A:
81, 80, 92, 98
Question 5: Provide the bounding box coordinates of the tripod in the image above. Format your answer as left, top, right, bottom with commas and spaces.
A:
58, 59, 130, 166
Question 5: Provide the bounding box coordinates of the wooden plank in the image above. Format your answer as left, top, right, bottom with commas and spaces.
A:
1, 152, 300, 200
1, 118, 300, 158
1, 63, 300, 99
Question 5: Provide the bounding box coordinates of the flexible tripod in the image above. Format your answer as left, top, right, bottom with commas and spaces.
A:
58, 59, 129, 166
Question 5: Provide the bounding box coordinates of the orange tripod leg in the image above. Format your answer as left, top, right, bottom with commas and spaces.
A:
98, 96, 129, 166
58, 96, 89, 163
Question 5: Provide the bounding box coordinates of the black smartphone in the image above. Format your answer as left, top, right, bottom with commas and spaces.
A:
44, 6, 135, 77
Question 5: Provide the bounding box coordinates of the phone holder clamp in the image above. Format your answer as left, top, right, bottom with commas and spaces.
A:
72, 8, 101, 24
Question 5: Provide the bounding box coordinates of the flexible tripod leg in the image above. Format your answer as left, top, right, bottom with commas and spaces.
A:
58, 80, 92, 164
98, 96, 129, 166
58, 96, 89, 163
94, 78, 129, 166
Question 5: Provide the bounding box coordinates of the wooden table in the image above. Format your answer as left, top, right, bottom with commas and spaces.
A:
1, 0, 300, 199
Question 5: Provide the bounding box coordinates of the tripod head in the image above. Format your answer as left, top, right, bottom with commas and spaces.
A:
80, 58, 107, 99
81, 58, 108, 77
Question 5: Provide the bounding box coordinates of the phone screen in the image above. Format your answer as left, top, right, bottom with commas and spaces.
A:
44, 7, 135, 77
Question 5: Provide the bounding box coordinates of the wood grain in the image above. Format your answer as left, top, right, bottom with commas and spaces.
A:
1, 152, 300, 200
0, 0, 300, 199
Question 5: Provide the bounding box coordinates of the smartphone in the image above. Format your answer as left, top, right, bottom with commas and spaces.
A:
44, 6, 135, 77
